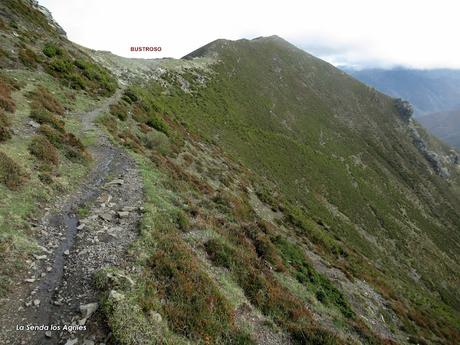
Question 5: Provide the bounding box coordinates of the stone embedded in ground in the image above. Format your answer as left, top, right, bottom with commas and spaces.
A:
99, 213, 113, 221
77, 224, 85, 230
33, 254, 47, 260
79, 302, 98, 319
63, 250, 70, 256
149, 310, 162, 323
109, 290, 125, 302
33, 299, 40, 306
28, 120, 40, 128
45, 331, 52, 338
64, 339, 78, 345
107, 178, 124, 185
117, 211, 129, 218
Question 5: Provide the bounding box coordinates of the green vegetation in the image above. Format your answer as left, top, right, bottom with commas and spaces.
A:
0, 71, 93, 298
0, 73, 17, 113
108, 87, 170, 135
94, 37, 460, 344
29, 134, 59, 166
148, 234, 251, 343
44, 55, 117, 96
3, 0, 57, 34
28, 85, 89, 163
0, 150, 27, 190
126, 37, 460, 344
273, 237, 353, 318
29, 85, 65, 114
42, 42, 63, 58
18, 47, 39, 69
96, 156, 256, 345
1, 2, 459, 343
0, 110, 12, 142
109, 100, 129, 121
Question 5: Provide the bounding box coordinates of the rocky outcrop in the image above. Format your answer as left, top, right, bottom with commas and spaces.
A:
408, 120, 452, 178
29, 0, 67, 37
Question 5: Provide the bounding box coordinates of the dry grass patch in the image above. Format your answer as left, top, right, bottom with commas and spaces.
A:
0, 77, 16, 113
29, 135, 59, 166
29, 85, 65, 115
148, 233, 253, 344
0, 110, 12, 142
0, 150, 27, 190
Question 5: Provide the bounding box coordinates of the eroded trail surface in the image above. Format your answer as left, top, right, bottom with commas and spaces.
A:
0, 90, 143, 345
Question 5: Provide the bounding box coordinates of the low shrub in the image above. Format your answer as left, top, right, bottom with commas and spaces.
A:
30, 108, 65, 131
132, 103, 149, 123
204, 237, 324, 343
118, 129, 144, 153
18, 48, 40, 69
0, 18, 6, 31
38, 172, 54, 184
29, 86, 65, 115
285, 205, 346, 258
29, 135, 59, 165
244, 225, 285, 271
73, 58, 117, 95
140, 129, 170, 153
0, 110, 11, 142
39, 124, 64, 147
0, 78, 16, 113
0, 151, 27, 190
97, 113, 118, 134
273, 237, 354, 318
205, 238, 235, 269
39, 125, 89, 162
44, 55, 117, 96
109, 101, 129, 121
146, 113, 169, 135
122, 88, 138, 103
176, 210, 190, 232
42, 42, 63, 58
0, 73, 21, 91
148, 234, 241, 343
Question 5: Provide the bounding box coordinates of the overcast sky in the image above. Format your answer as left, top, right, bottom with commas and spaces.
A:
39, 0, 460, 69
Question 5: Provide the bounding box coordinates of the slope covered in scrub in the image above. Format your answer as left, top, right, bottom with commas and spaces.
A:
92, 36, 460, 344
0, 1, 459, 344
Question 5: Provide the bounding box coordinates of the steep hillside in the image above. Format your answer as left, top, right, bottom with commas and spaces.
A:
90, 37, 460, 344
0, 2, 460, 345
344, 67, 460, 116
418, 110, 460, 148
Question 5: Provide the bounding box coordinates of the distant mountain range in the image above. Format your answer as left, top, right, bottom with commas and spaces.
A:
418, 110, 460, 148
344, 68, 460, 115
345, 67, 460, 148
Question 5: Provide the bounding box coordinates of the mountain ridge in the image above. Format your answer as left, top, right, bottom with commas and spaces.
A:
0, 1, 459, 344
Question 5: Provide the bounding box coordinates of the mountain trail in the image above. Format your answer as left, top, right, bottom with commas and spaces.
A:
0, 88, 143, 345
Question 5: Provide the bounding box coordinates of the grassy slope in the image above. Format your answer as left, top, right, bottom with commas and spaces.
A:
0, 0, 117, 296
101, 37, 460, 343
95, 111, 387, 344
2, 1, 460, 344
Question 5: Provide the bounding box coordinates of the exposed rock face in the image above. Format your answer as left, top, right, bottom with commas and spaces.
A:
395, 98, 413, 122
29, 0, 67, 37
408, 120, 451, 177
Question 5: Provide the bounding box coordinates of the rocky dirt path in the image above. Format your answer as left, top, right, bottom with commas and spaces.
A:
0, 89, 143, 345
